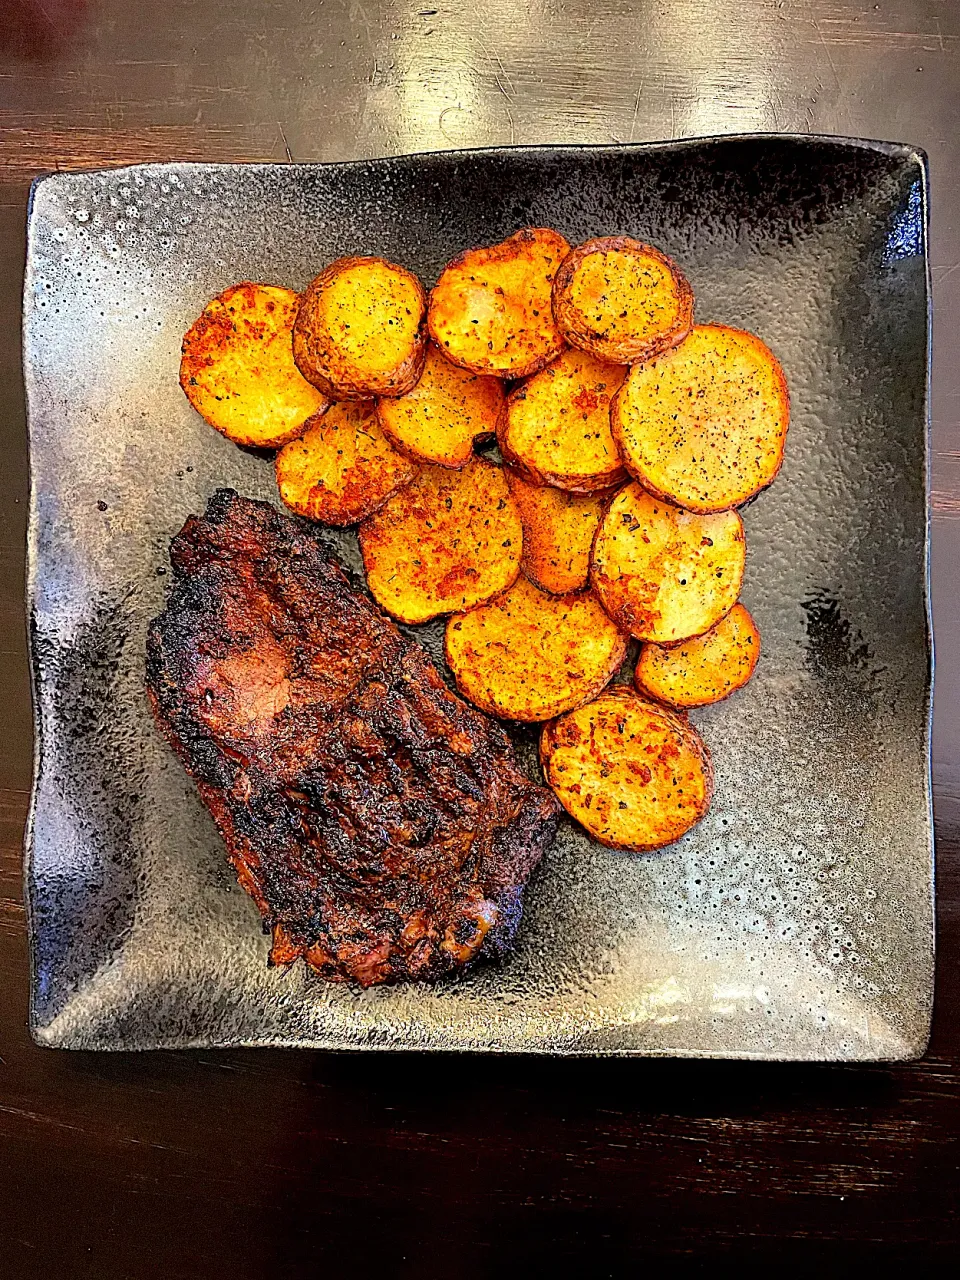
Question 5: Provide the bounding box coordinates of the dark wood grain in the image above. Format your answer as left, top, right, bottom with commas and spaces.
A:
2, 1, 959, 1273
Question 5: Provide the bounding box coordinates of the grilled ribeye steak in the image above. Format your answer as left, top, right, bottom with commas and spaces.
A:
146, 489, 559, 986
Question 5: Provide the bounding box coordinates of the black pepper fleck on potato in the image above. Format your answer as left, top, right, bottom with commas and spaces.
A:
540, 686, 713, 850
359, 456, 522, 623
428, 228, 571, 378
552, 236, 693, 364
445, 576, 627, 721
293, 256, 428, 401
612, 324, 789, 513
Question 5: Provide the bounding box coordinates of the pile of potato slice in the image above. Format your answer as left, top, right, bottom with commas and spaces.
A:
180, 228, 788, 852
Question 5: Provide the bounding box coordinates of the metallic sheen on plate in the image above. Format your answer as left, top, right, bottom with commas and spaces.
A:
23, 139, 933, 1058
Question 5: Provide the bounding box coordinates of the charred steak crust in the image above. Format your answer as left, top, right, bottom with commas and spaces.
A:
146, 489, 559, 986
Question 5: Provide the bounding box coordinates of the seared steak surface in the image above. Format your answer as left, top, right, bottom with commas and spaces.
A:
146, 490, 559, 986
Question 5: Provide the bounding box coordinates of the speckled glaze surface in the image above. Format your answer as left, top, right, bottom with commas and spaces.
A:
23, 138, 933, 1058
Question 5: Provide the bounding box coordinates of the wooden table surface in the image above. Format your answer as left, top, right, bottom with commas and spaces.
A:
2, 1, 959, 1272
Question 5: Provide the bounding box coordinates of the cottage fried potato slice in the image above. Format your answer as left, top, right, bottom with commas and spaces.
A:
445, 577, 627, 722
376, 343, 504, 468
540, 686, 713, 850
591, 483, 744, 643
359, 457, 522, 623
428, 228, 570, 378
635, 603, 760, 708
613, 324, 789, 513
293, 256, 428, 400
499, 348, 628, 493
180, 282, 327, 448
505, 469, 616, 594
552, 236, 693, 364
275, 401, 415, 526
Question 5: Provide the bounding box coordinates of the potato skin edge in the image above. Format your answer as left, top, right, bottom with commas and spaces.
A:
610, 324, 790, 514
634, 606, 762, 708
589, 576, 744, 649
508, 471, 623, 595
427, 228, 570, 379
539, 688, 715, 851
588, 495, 746, 645
180, 281, 328, 448
357, 457, 523, 624
356, 559, 522, 627
276, 470, 414, 529
429, 338, 564, 382
375, 403, 475, 470
178, 360, 319, 449
551, 236, 694, 365
274, 405, 416, 527
293, 256, 429, 401
443, 599, 628, 723
374, 349, 503, 471
497, 386, 629, 495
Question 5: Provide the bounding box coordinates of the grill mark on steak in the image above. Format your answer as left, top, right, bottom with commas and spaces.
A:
145, 489, 559, 986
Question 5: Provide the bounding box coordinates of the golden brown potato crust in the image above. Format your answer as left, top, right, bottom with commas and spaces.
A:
428, 228, 571, 378
171, 230, 790, 869
591, 483, 745, 643
275, 401, 416, 526
612, 324, 789, 513
359, 456, 522, 623
505, 469, 619, 595
293, 256, 428, 400
445, 576, 627, 722
552, 236, 693, 364
635, 603, 761, 709
180, 282, 328, 448
540, 686, 713, 851
498, 348, 628, 493
376, 343, 505, 469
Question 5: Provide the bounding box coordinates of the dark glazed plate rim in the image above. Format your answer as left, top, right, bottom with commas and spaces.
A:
24, 132, 930, 190
23, 135, 934, 1057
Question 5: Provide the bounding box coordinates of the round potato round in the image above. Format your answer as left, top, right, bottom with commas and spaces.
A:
612, 324, 789, 513
498, 348, 628, 493
275, 401, 415, 526
506, 469, 619, 595
445, 576, 627, 722
552, 236, 693, 365
293, 256, 428, 401
377, 343, 505, 469
540, 687, 713, 851
180, 282, 328, 448
359, 457, 522, 623
635, 603, 761, 709
591, 483, 745, 643
428, 228, 571, 378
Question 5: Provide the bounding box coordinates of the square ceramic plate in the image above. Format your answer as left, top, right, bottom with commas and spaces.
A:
23, 137, 933, 1058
